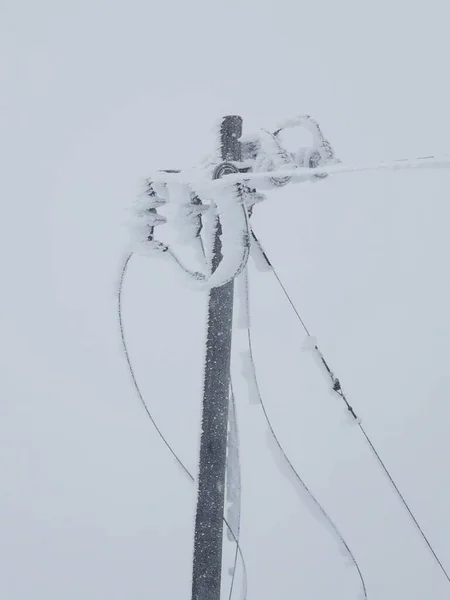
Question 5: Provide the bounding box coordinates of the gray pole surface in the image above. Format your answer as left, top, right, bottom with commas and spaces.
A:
191, 116, 243, 600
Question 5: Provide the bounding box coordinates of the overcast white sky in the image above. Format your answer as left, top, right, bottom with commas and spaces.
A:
1, 1, 450, 599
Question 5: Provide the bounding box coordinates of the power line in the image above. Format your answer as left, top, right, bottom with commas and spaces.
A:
250, 229, 450, 587
250, 231, 311, 336
118, 253, 191, 480
237, 265, 368, 600
359, 424, 450, 584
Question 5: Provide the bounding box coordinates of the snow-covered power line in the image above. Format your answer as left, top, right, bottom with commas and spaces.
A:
234, 265, 368, 600
150, 154, 450, 189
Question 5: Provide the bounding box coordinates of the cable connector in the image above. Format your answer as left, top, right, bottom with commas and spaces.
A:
302, 335, 318, 351
332, 378, 341, 393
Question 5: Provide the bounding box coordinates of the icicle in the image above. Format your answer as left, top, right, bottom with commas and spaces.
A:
234, 271, 249, 330
226, 389, 241, 542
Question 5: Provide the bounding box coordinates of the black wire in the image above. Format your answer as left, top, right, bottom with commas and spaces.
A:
251, 231, 311, 336
239, 266, 368, 600
118, 252, 248, 599
118, 253, 192, 480
359, 424, 450, 584
251, 230, 450, 587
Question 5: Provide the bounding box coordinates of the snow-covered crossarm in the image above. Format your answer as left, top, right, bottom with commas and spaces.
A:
131, 114, 338, 289
132, 112, 450, 291
150, 154, 450, 190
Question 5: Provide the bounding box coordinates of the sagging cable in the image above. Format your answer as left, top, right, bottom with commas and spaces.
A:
235, 263, 368, 600
251, 229, 450, 587
118, 252, 248, 600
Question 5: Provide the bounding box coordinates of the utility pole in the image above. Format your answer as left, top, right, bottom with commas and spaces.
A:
191, 115, 243, 600
131, 112, 450, 600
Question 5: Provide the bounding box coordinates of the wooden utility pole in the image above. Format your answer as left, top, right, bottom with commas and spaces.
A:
191, 115, 243, 600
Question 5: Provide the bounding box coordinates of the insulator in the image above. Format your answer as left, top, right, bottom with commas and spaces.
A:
143, 179, 168, 204
146, 211, 167, 227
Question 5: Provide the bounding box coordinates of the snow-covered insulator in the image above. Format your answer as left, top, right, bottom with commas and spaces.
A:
241, 185, 266, 215
131, 209, 167, 245
274, 114, 339, 171
146, 210, 167, 227
171, 191, 211, 266
143, 178, 170, 203
165, 182, 203, 245
171, 189, 211, 246
135, 179, 168, 215
134, 195, 166, 212
243, 129, 296, 189
130, 180, 170, 251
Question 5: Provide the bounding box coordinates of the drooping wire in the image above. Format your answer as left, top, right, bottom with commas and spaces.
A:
237, 264, 368, 600
250, 230, 450, 587
118, 253, 192, 480
118, 252, 248, 599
